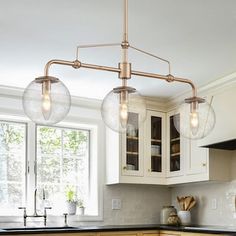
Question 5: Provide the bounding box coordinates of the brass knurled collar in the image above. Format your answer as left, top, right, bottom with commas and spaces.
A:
119, 62, 131, 79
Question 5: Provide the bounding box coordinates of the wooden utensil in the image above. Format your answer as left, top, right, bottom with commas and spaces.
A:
177, 196, 181, 203
184, 196, 193, 211
187, 199, 196, 211
179, 197, 185, 210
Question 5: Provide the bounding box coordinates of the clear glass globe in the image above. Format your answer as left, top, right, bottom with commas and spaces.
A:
23, 76, 71, 125
173, 99, 216, 139
101, 86, 147, 133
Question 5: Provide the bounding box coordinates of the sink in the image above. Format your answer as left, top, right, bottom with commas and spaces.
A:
3, 226, 77, 231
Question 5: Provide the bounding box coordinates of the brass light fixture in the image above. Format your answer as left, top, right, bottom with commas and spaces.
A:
22, 0, 215, 139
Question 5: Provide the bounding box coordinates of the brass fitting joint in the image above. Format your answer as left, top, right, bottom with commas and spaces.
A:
121, 41, 130, 49
166, 74, 175, 82
72, 60, 81, 69
119, 62, 131, 79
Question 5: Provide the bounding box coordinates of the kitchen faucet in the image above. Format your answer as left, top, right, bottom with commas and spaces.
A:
19, 188, 52, 227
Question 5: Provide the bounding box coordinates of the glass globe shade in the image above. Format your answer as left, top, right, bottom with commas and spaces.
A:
23, 76, 71, 125
173, 99, 216, 139
101, 86, 147, 133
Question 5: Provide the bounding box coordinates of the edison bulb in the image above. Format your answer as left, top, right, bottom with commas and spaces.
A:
42, 92, 52, 120
190, 111, 199, 135
119, 102, 128, 128
101, 86, 147, 133
173, 99, 216, 139
23, 76, 71, 125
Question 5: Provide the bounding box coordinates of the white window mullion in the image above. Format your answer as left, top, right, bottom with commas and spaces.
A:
26, 121, 36, 215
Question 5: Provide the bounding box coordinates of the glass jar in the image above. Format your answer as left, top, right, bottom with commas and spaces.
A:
160, 206, 177, 224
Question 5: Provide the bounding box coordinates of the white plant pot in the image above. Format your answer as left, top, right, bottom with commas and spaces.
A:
178, 210, 191, 225
77, 207, 85, 216
67, 202, 77, 215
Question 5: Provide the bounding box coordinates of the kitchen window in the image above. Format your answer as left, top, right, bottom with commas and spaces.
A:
0, 119, 100, 219
36, 125, 90, 215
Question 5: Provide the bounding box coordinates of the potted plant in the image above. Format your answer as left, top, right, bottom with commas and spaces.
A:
77, 198, 85, 216
66, 187, 77, 215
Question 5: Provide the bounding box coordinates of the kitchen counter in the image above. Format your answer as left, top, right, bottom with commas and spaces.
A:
0, 224, 236, 235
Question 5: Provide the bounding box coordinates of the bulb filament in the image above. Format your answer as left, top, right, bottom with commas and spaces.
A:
119, 90, 129, 129
42, 81, 52, 120
190, 111, 199, 135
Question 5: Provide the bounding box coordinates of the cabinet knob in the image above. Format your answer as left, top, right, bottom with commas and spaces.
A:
123, 166, 127, 170
202, 163, 206, 167
148, 169, 151, 172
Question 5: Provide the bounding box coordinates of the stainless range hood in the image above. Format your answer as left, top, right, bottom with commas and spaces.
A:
203, 139, 236, 150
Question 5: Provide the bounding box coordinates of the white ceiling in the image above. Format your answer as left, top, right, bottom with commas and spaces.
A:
1, 0, 236, 100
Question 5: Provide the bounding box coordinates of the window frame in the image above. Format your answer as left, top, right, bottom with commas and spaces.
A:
0, 115, 104, 222
0, 118, 28, 215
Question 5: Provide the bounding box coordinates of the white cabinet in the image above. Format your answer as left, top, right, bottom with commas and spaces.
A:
106, 109, 166, 185
186, 140, 208, 176
166, 111, 229, 185
106, 105, 231, 185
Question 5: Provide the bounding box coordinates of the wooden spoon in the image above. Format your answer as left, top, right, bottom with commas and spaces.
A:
184, 196, 193, 211
179, 197, 185, 210
187, 199, 196, 211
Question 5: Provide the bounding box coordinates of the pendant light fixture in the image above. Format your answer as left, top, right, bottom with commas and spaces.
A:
23, 76, 71, 125
22, 0, 215, 139
173, 97, 215, 139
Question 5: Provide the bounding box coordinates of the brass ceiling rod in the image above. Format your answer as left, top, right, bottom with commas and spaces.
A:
43, 0, 197, 97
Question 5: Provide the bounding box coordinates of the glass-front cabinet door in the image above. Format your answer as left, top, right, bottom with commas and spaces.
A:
121, 111, 144, 176
167, 112, 184, 177
146, 110, 165, 177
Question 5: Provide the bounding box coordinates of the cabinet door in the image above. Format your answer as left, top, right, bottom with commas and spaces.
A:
186, 139, 208, 175
167, 111, 184, 177
145, 110, 166, 178
143, 234, 159, 236
121, 111, 144, 176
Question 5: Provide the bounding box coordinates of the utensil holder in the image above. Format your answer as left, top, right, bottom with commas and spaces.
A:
178, 210, 191, 225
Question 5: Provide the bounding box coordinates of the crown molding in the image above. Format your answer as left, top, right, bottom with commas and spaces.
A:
144, 96, 169, 112
0, 85, 102, 110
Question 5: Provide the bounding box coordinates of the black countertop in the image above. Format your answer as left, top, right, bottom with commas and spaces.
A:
0, 224, 236, 235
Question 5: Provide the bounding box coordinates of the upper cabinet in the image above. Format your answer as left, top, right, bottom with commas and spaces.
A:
106, 92, 232, 185
106, 109, 166, 185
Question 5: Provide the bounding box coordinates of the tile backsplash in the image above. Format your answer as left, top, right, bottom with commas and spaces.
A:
171, 181, 236, 226
171, 151, 236, 226
0, 184, 171, 227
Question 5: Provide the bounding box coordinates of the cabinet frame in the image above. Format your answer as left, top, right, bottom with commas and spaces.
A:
121, 108, 145, 177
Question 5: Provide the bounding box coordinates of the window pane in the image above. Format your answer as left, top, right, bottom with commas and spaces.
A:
36, 125, 89, 215
0, 121, 26, 215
